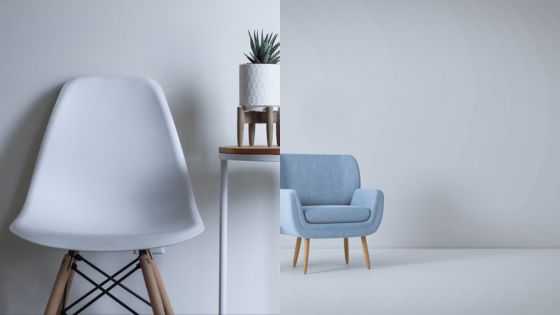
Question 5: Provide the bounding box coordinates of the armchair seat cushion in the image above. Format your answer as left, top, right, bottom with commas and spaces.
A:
302, 205, 371, 224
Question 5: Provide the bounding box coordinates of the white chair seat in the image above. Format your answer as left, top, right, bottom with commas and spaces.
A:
11, 218, 203, 251
11, 199, 204, 250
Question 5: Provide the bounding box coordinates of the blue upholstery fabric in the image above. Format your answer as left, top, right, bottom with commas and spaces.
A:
303, 205, 371, 224
281, 154, 360, 205
280, 154, 384, 239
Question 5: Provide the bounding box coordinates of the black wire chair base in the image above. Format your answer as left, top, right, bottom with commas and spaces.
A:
61, 252, 151, 315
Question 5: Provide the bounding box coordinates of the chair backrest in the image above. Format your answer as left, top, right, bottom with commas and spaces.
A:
15, 76, 199, 234
281, 154, 360, 205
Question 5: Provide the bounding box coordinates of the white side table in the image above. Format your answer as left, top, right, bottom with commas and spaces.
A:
218, 146, 280, 315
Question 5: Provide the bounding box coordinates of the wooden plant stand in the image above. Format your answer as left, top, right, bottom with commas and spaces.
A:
237, 106, 280, 147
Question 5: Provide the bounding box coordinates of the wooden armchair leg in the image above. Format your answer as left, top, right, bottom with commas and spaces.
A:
343, 238, 349, 264
140, 251, 165, 315
303, 238, 310, 274
45, 252, 75, 315
148, 251, 175, 315
360, 236, 371, 269
292, 237, 302, 268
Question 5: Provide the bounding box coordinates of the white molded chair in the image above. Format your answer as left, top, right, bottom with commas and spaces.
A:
10, 76, 204, 315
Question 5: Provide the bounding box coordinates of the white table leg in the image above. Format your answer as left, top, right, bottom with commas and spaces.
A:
219, 159, 228, 315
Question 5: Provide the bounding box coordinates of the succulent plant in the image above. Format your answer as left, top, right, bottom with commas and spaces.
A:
245, 30, 280, 64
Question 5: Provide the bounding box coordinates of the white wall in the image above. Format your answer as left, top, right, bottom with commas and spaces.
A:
0, 1, 279, 314
281, 0, 560, 248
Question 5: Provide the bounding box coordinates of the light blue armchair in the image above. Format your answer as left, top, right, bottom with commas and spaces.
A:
281, 154, 384, 273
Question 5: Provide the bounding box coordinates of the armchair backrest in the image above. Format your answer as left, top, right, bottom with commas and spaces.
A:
281, 154, 360, 205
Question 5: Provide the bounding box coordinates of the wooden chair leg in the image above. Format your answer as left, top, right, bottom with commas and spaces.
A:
292, 237, 302, 268
148, 251, 175, 315
140, 251, 165, 315
249, 123, 256, 146
343, 238, 349, 264
303, 238, 310, 274
45, 252, 74, 315
57, 266, 75, 314
360, 236, 371, 269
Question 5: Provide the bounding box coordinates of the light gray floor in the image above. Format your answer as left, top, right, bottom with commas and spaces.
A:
281, 248, 560, 315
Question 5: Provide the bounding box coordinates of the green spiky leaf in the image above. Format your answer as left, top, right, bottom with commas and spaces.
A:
244, 29, 280, 64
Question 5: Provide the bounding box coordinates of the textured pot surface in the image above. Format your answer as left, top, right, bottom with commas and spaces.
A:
239, 64, 280, 109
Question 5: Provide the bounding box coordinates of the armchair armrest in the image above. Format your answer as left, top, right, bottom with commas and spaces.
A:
351, 188, 384, 232
280, 189, 306, 237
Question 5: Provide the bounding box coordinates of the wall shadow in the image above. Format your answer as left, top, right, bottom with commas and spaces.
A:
0, 84, 65, 312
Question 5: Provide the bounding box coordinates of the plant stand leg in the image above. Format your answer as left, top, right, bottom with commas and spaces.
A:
293, 237, 302, 268
249, 123, 256, 146
44, 252, 75, 315
276, 107, 280, 146
237, 107, 244, 147
140, 251, 165, 315
266, 107, 273, 147
148, 251, 174, 315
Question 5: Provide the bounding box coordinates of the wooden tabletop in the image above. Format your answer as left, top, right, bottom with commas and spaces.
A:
219, 145, 280, 155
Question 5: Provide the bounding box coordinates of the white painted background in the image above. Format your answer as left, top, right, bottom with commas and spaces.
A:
280, 0, 560, 249
0, 1, 279, 314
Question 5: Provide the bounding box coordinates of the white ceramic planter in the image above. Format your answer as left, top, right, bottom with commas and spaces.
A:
239, 64, 280, 111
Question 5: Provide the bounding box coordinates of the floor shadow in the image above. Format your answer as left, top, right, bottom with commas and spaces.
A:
280, 248, 501, 275
372, 249, 495, 269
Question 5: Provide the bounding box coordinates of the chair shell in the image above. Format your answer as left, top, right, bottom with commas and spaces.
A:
10, 76, 204, 251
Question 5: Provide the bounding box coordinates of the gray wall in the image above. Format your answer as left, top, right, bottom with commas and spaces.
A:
281, 0, 560, 248
0, 1, 279, 314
